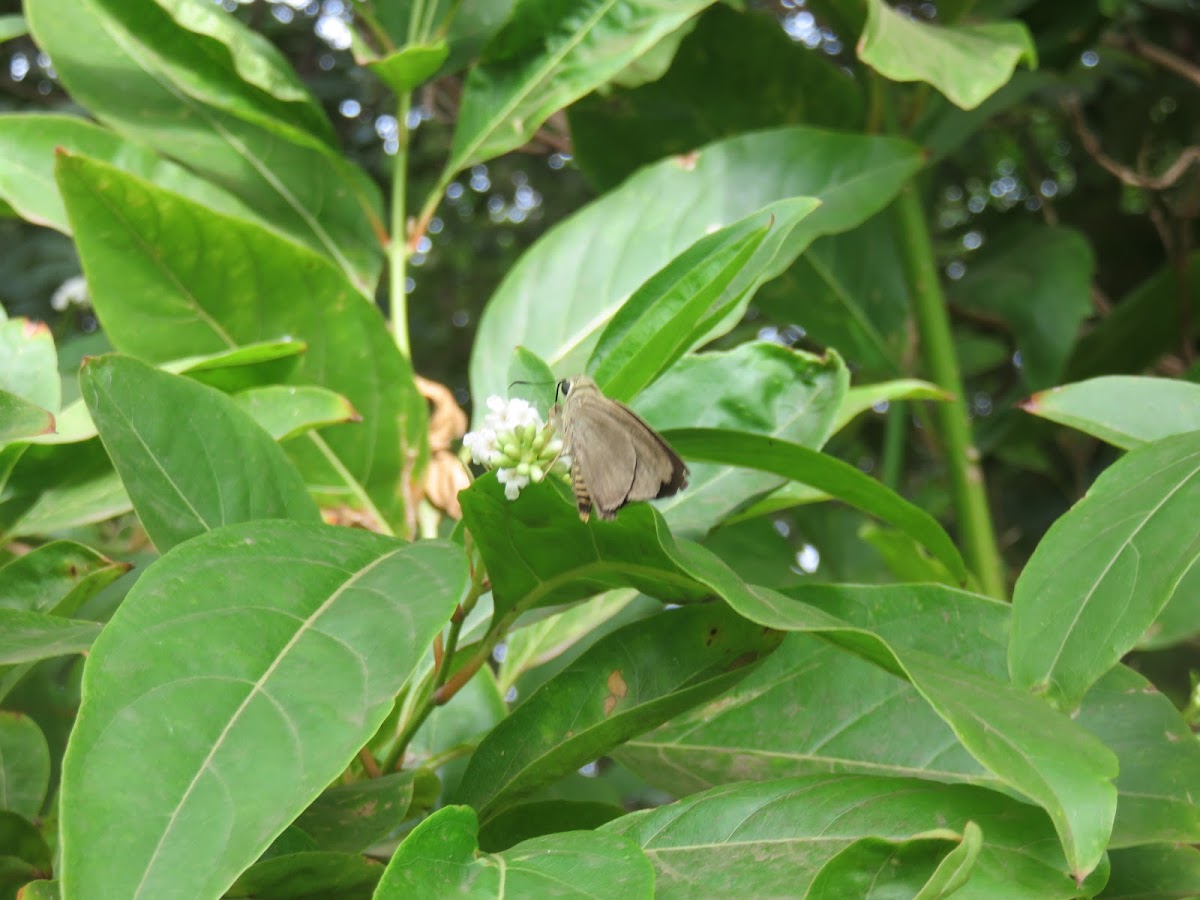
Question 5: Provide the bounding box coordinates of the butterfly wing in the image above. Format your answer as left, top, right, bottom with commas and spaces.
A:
566, 398, 688, 520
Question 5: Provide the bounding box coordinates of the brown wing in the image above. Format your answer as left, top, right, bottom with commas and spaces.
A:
568, 408, 637, 520
568, 400, 688, 520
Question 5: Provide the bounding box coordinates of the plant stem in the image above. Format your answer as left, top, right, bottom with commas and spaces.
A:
881, 401, 906, 490
891, 184, 1006, 598
389, 90, 412, 357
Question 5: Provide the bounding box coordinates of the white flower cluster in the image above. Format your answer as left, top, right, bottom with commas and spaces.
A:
463, 396, 570, 500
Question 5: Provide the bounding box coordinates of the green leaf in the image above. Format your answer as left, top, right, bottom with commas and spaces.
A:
0, 315, 59, 413
9, 879, 58, 900
0, 809, 51, 871
636, 343, 849, 537
294, 770, 433, 855
506, 346, 557, 418
164, 339, 307, 393
1021, 375, 1200, 450
603, 775, 1106, 898
1102, 845, 1200, 899
859, 0, 1037, 109
454, 603, 782, 819
0, 610, 102, 665
0, 14, 27, 42
0, 711, 50, 820
367, 42, 449, 93
722, 587, 1116, 879
496, 590, 637, 692
661, 429, 968, 582
56, 153, 425, 528
60, 523, 468, 899
15, 527, 142, 598
1010, 430, 1200, 710
375, 805, 654, 899
1, 443, 131, 539
476, 800, 625, 853
588, 201, 818, 403
950, 225, 1093, 389
1075, 666, 1200, 848
859, 525, 965, 587
458, 475, 712, 623
806, 830, 977, 900
615, 585, 1004, 798
25, 0, 382, 290
0, 114, 260, 233
755, 210, 912, 377
0, 391, 54, 444
570, 4, 864, 190
226, 851, 383, 898
445, 0, 714, 175
234, 386, 360, 442
832, 379, 950, 434
471, 127, 923, 402
1069, 251, 1200, 380
81, 355, 319, 551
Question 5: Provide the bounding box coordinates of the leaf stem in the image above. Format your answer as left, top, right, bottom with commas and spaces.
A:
891, 184, 1006, 598
881, 400, 906, 490
389, 90, 413, 357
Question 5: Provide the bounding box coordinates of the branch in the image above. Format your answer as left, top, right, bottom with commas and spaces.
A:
1064, 95, 1200, 192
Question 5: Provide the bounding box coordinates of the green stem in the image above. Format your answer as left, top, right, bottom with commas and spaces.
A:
389, 91, 413, 357
881, 400, 906, 491
891, 185, 1006, 598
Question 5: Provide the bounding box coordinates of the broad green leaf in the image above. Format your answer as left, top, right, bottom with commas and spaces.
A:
755, 211, 912, 377
375, 805, 654, 899
60, 523, 469, 899
661, 429, 967, 581
227, 851, 383, 898
9, 880, 58, 900
807, 830, 977, 900
1010, 430, 1200, 710
603, 775, 1106, 898
1142, 560, 1200, 648
497, 590, 637, 692
1, 443, 131, 539
0, 114, 259, 233
26, 0, 382, 290
506, 346, 557, 418
164, 339, 307, 393
445, 0, 714, 175
1102, 845, 1200, 899
454, 603, 782, 819
0, 610, 102, 665
0, 711, 50, 820
637, 343, 849, 537
0, 14, 26, 41
589, 201, 818, 403
616, 585, 1002, 798
1022, 375, 1200, 450
859, 0, 1037, 110
0, 391, 54, 444
294, 771, 429, 854
476, 800, 625, 853
471, 127, 923, 401
832, 379, 950, 434
0, 316, 59, 413
860, 525, 964, 587
235, 386, 359, 442
570, 4, 864, 190
56, 154, 425, 528
951, 226, 1093, 389
1069, 251, 1200, 380
0, 540, 129, 615
459, 475, 712, 623
367, 42, 449, 93
81, 355, 319, 551
1075, 666, 1200, 848
0, 809, 51, 873
721, 586, 1116, 879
